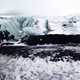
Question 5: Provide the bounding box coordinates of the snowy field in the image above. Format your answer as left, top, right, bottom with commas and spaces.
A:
0, 54, 80, 80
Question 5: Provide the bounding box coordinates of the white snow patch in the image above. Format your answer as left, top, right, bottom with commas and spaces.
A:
0, 54, 80, 80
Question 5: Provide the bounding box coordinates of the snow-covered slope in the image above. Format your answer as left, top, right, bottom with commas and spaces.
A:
22, 17, 46, 36
0, 54, 80, 80
48, 16, 80, 35
0, 17, 20, 39
0, 16, 80, 40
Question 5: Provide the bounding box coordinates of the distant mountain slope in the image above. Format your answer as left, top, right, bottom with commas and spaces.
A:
0, 16, 80, 40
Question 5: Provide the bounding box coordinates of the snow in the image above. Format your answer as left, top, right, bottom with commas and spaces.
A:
0, 54, 80, 80
13, 43, 27, 46
0, 41, 27, 47
1, 16, 80, 40
22, 17, 46, 35
0, 18, 20, 39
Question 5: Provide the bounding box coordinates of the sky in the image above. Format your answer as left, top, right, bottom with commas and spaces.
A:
0, 0, 80, 17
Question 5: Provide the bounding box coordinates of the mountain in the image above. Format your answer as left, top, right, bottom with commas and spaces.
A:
0, 15, 80, 40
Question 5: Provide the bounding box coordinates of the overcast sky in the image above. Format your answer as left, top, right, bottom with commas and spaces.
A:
0, 0, 80, 17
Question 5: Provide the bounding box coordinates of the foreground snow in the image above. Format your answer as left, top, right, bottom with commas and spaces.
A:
0, 54, 80, 80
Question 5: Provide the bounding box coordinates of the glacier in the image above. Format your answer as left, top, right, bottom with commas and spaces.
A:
0, 15, 80, 40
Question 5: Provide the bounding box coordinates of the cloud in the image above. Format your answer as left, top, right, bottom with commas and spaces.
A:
0, 10, 22, 16
0, 0, 80, 16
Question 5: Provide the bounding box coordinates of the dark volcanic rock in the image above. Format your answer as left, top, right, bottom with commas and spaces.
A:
0, 46, 31, 57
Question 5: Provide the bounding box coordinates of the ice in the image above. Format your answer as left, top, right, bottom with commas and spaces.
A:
0, 54, 80, 80
1, 16, 80, 40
